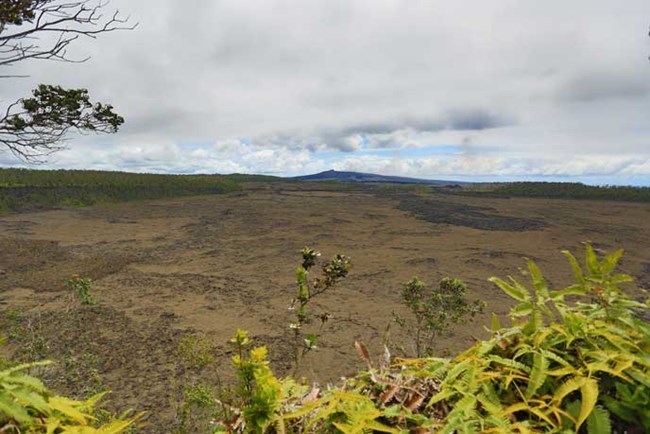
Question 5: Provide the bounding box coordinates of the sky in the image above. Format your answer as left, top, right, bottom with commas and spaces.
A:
1, 0, 649, 185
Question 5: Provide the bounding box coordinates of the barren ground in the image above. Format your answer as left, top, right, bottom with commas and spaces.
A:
1, 182, 648, 431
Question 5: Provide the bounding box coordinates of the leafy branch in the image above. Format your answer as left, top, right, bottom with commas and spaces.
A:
289, 247, 351, 376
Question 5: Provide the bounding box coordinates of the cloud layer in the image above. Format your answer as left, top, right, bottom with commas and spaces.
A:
0, 0, 649, 184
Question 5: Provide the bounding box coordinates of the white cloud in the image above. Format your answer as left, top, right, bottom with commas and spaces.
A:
0, 0, 648, 184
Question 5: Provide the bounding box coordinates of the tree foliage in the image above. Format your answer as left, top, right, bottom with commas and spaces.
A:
0, 168, 241, 213
465, 182, 650, 202
0, 0, 134, 161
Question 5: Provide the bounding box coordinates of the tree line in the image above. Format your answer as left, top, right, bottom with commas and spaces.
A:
0, 168, 243, 213
464, 181, 650, 202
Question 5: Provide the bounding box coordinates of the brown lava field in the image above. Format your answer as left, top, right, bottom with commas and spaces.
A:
1, 182, 649, 431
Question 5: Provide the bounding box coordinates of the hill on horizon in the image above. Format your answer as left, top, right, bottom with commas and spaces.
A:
291, 169, 471, 186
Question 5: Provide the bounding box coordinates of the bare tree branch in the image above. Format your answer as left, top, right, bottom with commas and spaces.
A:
0, 1, 135, 161
0, 0, 136, 67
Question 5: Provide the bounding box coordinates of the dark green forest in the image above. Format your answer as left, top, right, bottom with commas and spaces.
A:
0, 168, 245, 213
462, 181, 650, 202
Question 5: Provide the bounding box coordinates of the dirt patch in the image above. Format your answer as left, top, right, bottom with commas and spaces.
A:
23, 305, 185, 428
397, 194, 546, 231
1, 184, 648, 433
639, 262, 650, 290
0, 238, 132, 291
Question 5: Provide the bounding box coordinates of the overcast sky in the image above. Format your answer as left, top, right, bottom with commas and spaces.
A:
1, 0, 649, 185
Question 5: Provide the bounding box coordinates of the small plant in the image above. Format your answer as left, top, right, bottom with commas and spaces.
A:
55, 351, 106, 399
172, 333, 219, 434
174, 382, 220, 434
394, 276, 484, 357
66, 274, 96, 306
289, 247, 351, 375
227, 329, 284, 433
1, 307, 49, 363
177, 334, 215, 371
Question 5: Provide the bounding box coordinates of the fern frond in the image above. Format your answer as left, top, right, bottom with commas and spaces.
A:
526, 259, 550, 299
489, 277, 530, 302
553, 375, 587, 405
586, 405, 612, 434
576, 378, 598, 430
562, 250, 585, 285
487, 355, 530, 373
525, 352, 548, 399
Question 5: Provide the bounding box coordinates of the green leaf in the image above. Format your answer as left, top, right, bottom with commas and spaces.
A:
0, 360, 52, 378
490, 313, 501, 332
3, 372, 46, 392
550, 285, 587, 299
8, 388, 51, 415
601, 249, 624, 275
585, 244, 600, 275
442, 359, 475, 384
562, 250, 585, 284
611, 273, 634, 284
586, 405, 612, 434
538, 348, 573, 369
365, 419, 400, 433
489, 277, 530, 302
554, 375, 587, 405
487, 355, 530, 373
510, 302, 533, 318
428, 389, 455, 407
526, 259, 549, 299
0, 394, 32, 423
48, 395, 89, 424
576, 378, 598, 430
525, 352, 548, 399
476, 393, 507, 422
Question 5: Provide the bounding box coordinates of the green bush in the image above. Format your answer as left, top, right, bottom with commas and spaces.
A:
394, 277, 484, 357
66, 275, 96, 306
217, 245, 649, 433
0, 361, 137, 433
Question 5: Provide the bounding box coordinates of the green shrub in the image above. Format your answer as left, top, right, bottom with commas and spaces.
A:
219, 245, 649, 433
172, 334, 219, 433
66, 275, 96, 306
394, 277, 484, 357
177, 334, 216, 371
1, 308, 48, 363
413, 245, 650, 432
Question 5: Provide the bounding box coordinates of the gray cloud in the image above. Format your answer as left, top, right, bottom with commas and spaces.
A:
444, 110, 511, 131
558, 71, 650, 102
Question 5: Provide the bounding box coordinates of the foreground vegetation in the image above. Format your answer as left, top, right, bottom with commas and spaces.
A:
212, 245, 649, 433
461, 182, 650, 202
0, 168, 246, 213
1, 245, 648, 433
